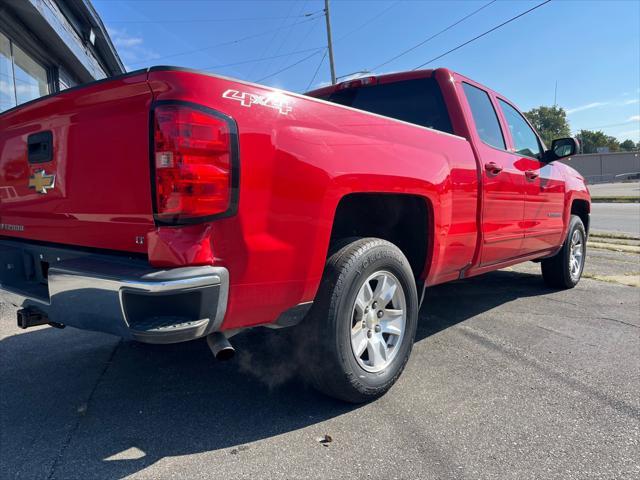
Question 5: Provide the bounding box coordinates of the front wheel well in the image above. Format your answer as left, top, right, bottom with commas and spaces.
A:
571, 199, 590, 235
329, 193, 431, 279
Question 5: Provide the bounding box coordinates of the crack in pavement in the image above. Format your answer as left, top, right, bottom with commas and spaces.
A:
598, 316, 640, 329
458, 325, 640, 421
45, 339, 121, 480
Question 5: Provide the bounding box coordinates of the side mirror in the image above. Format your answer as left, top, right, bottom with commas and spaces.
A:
544, 137, 580, 162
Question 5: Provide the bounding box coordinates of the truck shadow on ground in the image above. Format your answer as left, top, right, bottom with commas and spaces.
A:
1, 269, 553, 479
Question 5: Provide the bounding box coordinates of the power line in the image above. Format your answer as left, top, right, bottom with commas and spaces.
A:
129, 0, 389, 80
249, 1, 300, 79
262, 0, 400, 87
370, 0, 496, 72
413, 0, 552, 70
269, 1, 315, 75
254, 49, 325, 83
578, 120, 640, 131
126, 14, 322, 66
305, 49, 328, 91
335, 0, 401, 42
199, 46, 324, 72
106, 10, 323, 23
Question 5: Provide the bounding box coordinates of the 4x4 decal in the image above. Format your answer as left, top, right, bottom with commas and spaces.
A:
222, 89, 292, 115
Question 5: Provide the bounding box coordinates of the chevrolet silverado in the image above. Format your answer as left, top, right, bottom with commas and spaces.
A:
0, 67, 590, 402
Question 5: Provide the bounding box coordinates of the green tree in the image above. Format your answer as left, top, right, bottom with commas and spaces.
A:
619, 139, 637, 151
575, 130, 620, 153
524, 105, 571, 147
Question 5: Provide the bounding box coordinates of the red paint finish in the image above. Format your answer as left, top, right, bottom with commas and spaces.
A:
0, 73, 154, 254
0, 67, 590, 332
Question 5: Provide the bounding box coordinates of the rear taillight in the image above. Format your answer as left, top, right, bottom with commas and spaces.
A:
152, 103, 238, 224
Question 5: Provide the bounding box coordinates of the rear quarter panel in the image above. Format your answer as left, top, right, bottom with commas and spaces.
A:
147, 70, 479, 329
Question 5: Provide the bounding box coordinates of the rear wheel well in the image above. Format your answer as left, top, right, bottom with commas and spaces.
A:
571, 199, 590, 235
329, 193, 430, 278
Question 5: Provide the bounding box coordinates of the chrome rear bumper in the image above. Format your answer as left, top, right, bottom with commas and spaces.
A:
0, 239, 228, 343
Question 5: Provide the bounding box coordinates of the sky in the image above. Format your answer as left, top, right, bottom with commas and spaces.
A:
94, 0, 640, 142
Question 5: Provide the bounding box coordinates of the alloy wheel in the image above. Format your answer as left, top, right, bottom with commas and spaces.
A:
350, 271, 407, 373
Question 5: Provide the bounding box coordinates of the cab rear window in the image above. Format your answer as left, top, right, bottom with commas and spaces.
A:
317, 77, 453, 134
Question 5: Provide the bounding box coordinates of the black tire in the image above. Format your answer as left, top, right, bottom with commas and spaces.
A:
299, 238, 418, 403
541, 215, 587, 289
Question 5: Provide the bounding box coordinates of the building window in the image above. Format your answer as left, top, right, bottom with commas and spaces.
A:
0, 32, 15, 111
0, 31, 50, 112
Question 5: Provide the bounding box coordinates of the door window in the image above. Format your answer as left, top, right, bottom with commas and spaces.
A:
498, 99, 542, 159
462, 82, 505, 149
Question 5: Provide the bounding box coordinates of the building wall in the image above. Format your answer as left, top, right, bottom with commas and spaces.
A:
27, 0, 109, 83
0, 0, 123, 113
560, 152, 640, 183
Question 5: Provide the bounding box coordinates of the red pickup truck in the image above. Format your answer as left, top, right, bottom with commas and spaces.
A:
0, 67, 589, 402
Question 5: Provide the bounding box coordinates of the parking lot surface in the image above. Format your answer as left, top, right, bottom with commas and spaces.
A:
1, 249, 639, 479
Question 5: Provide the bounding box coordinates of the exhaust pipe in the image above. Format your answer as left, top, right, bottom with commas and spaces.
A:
206, 332, 235, 361
17, 308, 49, 329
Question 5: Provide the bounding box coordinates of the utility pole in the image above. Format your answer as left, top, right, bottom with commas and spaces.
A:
554, 80, 558, 106
324, 0, 336, 84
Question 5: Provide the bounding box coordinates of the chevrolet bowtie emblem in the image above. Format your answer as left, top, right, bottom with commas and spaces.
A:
28, 170, 56, 194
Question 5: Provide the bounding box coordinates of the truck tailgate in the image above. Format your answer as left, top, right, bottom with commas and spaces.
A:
0, 72, 154, 254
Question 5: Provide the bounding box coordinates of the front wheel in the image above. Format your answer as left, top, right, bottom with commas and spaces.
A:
541, 215, 587, 289
299, 238, 418, 403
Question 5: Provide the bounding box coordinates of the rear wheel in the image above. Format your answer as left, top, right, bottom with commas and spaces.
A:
299, 238, 418, 403
541, 215, 586, 289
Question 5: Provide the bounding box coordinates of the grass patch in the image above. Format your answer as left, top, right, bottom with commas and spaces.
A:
590, 231, 640, 241
588, 241, 640, 254
583, 272, 640, 287
591, 196, 640, 203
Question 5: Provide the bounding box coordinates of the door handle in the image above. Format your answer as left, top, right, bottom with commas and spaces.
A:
484, 162, 503, 175
525, 170, 539, 181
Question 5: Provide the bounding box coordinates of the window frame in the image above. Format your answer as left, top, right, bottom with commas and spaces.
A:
461, 81, 508, 152
496, 96, 545, 160
0, 22, 57, 113
0, 30, 17, 112
11, 42, 52, 106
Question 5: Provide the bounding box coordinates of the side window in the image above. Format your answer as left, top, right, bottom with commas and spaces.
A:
319, 78, 454, 134
498, 99, 542, 158
462, 82, 505, 150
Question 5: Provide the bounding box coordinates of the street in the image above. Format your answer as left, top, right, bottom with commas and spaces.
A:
1, 248, 638, 479
587, 181, 640, 198
590, 203, 640, 236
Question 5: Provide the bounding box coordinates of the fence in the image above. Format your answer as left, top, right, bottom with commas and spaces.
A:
559, 152, 640, 183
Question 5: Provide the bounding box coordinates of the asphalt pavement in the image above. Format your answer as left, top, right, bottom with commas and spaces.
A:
588, 181, 640, 198
590, 203, 640, 236
1, 249, 639, 479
